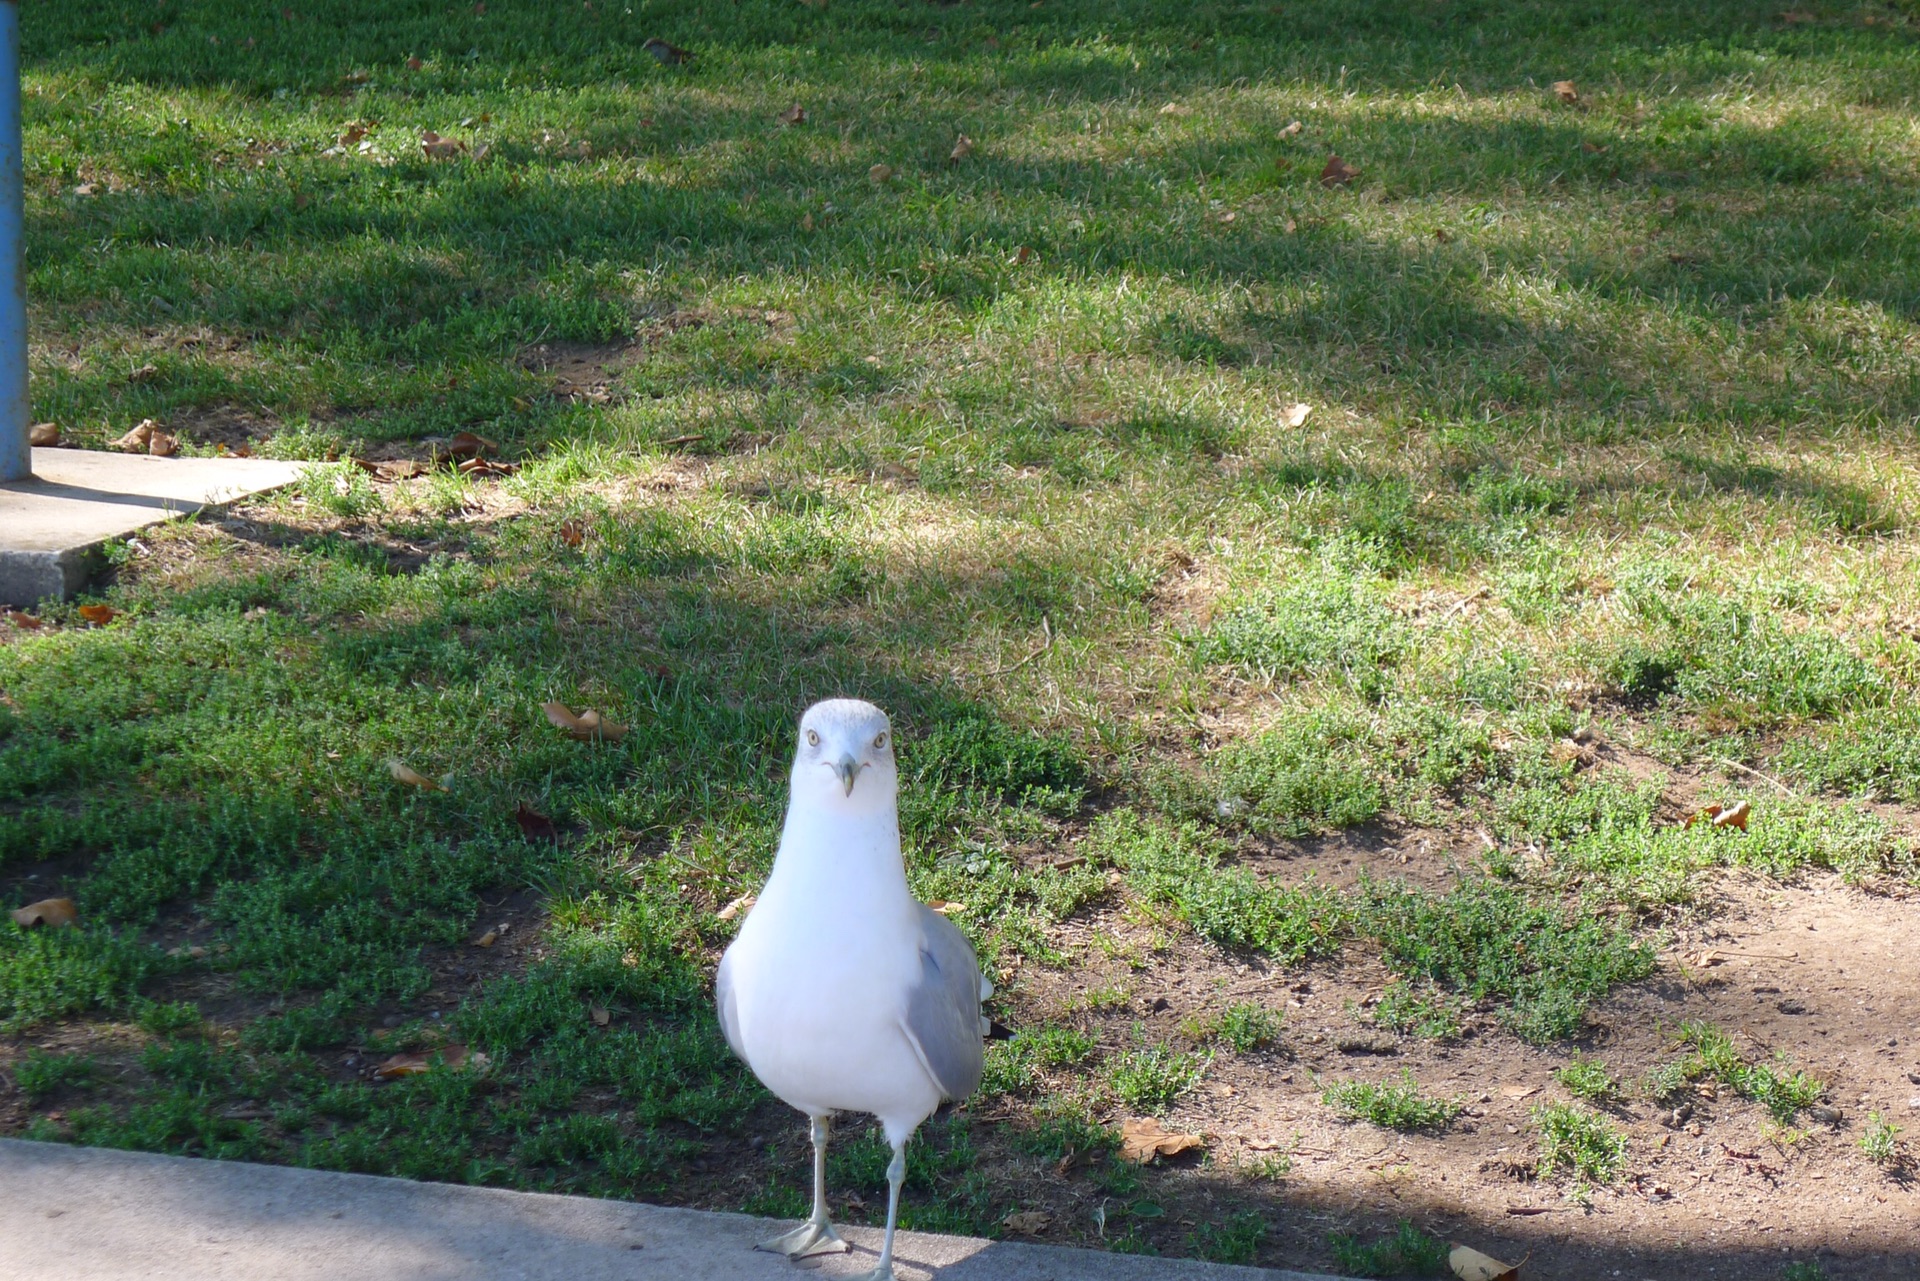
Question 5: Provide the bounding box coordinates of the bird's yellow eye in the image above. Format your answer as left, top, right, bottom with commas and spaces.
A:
806, 729, 820, 747
874, 732, 888, 750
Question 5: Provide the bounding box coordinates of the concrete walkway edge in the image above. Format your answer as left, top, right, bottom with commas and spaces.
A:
0, 1139, 1356, 1281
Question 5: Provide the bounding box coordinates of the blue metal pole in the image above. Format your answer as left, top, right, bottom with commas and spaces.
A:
0, 0, 27, 482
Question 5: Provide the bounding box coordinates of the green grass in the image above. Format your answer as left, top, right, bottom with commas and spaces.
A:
1211, 1002, 1284, 1053
1322, 1071, 1461, 1133
1533, 1102, 1629, 1185
1677, 1021, 1828, 1123
1555, 1053, 1620, 1105
1329, 1221, 1450, 1278
1861, 1112, 1901, 1168
6, 0, 1920, 1267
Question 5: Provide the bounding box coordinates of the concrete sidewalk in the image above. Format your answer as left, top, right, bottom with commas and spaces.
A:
0, 1139, 1351, 1281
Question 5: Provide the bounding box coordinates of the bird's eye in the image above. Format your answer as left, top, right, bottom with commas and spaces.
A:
873, 732, 888, 750
806, 729, 820, 747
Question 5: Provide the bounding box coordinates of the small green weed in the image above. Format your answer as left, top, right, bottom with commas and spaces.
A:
1679, 1021, 1827, 1122
1533, 1103, 1628, 1184
1781, 1262, 1828, 1281
12, 1049, 95, 1100
1861, 1112, 1901, 1167
1329, 1220, 1449, 1277
1322, 1071, 1461, 1133
1555, 1054, 1618, 1104
1108, 1031, 1209, 1115
1238, 1152, 1292, 1181
1213, 1003, 1284, 1053
1186, 1210, 1267, 1265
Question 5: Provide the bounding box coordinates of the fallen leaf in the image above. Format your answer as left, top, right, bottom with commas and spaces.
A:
420, 130, 466, 160
1434, 227, 1453, 242
800, 213, 815, 232
1581, 141, 1609, 153
1158, 102, 1191, 117
643, 37, 692, 65
127, 363, 160, 383
6, 611, 43, 629
590, 1004, 611, 1027
218, 442, 255, 459
1278, 120, 1303, 138
927, 900, 967, 915
376, 459, 428, 480
111, 419, 157, 452
1216, 209, 1237, 224
1282, 402, 1313, 428
457, 458, 518, 478
717, 894, 756, 922
339, 123, 370, 147
1011, 245, 1031, 265
474, 929, 498, 948
869, 163, 894, 184
949, 134, 974, 162
28, 422, 59, 446
1450, 1243, 1520, 1281
1003, 1210, 1053, 1235
1498, 1083, 1540, 1100
446, 430, 497, 461
1319, 154, 1358, 187
371, 1045, 488, 1080
515, 802, 558, 843
73, 182, 99, 197
541, 701, 629, 743
1713, 799, 1751, 830
1552, 79, 1579, 105
1696, 949, 1726, 968
778, 103, 807, 126
11, 898, 78, 929
559, 518, 587, 547
385, 757, 449, 791
147, 429, 178, 458
77, 604, 117, 626
1282, 216, 1297, 234
1120, 1117, 1206, 1164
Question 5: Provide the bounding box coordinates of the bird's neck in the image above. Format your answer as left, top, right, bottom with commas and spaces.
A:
764, 801, 912, 909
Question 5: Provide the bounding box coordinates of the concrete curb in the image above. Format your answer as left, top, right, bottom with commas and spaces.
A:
0, 1139, 1354, 1281
0, 447, 306, 605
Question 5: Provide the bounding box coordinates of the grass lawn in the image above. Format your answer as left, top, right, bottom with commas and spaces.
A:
5, 1, 1920, 1275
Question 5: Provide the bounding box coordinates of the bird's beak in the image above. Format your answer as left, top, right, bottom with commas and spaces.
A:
834, 753, 861, 797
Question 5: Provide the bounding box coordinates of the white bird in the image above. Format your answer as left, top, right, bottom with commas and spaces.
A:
716, 699, 990, 1281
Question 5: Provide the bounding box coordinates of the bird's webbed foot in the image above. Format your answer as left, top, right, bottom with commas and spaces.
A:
756, 1215, 849, 1259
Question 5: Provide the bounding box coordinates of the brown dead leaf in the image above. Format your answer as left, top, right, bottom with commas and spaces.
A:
446, 430, 497, 461
590, 1004, 611, 1027
1282, 402, 1313, 428
406, 56, 425, 70
559, 519, 587, 547
73, 182, 99, 197
1278, 120, 1303, 138
1158, 102, 1191, 117
541, 701, 629, 743
1552, 79, 1579, 105
77, 604, 117, 626
28, 422, 59, 446
339, 123, 370, 147
949, 134, 974, 162
457, 458, 518, 478
1319, 154, 1358, 187
371, 1045, 488, 1080
1011, 245, 1031, 265
1713, 799, 1751, 830
1695, 949, 1726, 968
385, 757, 449, 791
420, 130, 466, 160
1003, 1210, 1052, 1235
515, 802, 558, 843
926, 900, 966, 915
778, 103, 807, 126
869, 163, 894, 184
11, 898, 78, 929
1216, 209, 1237, 224
6, 611, 43, 630
474, 928, 498, 948
1450, 1243, 1520, 1281
1779, 8, 1816, 21
219, 442, 254, 459
643, 37, 692, 66
717, 894, 756, 922
1434, 227, 1453, 242
1581, 141, 1609, 153
111, 419, 156, 452
1498, 1083, 1541, 1100
1120, 1117, 1206, 1164
147, 429, 178, 458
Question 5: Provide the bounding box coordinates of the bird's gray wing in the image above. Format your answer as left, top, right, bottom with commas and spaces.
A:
900, 906, 987, 1101
714, 946, 746, 1062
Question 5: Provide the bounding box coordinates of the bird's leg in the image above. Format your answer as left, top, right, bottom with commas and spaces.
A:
854, 1139, 908, 1281
756, 1115, 848, 1258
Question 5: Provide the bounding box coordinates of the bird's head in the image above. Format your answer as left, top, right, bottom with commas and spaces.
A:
791, 698, 897, 811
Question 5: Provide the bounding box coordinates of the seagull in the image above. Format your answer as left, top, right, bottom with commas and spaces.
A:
717, 699, 989, 1281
